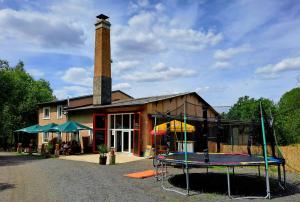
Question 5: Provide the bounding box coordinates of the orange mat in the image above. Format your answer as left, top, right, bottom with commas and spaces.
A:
124, 170, 156, 179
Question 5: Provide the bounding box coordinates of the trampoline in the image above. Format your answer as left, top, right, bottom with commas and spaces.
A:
157, 152, 284, 167
152, 101, 287, 199
156, 152, 286, 199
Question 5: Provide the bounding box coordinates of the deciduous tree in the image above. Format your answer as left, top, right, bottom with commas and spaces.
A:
0, 59, 55, 149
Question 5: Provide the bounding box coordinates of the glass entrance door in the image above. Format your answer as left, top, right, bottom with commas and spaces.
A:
112, 130, 131, 153
116, 130, 122, 152
123, 131, 129, 152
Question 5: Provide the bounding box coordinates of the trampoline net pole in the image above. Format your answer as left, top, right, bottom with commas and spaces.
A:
260, 102, 271, 198
203, 106, 209, 162
183, 101, 189, 194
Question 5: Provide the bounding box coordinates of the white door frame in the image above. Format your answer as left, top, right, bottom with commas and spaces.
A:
111, 129, 132, 153
122, 130, 131, 153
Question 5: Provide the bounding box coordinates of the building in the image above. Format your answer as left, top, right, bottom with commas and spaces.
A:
37, 14, 218, 156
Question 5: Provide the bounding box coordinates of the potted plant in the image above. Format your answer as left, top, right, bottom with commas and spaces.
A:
98, 144, 108, 165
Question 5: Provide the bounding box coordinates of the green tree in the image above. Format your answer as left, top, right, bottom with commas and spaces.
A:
276, 88, 300, 145
225, 96, 276, 121
0, 59, 55, 149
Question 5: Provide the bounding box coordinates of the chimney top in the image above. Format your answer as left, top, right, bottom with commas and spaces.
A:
96, 14, 109, 20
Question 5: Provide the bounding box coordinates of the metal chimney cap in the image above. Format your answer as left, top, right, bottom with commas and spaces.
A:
96, 14, 109, 20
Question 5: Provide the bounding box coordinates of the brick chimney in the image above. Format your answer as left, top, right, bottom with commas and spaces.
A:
93, 14, 111, 105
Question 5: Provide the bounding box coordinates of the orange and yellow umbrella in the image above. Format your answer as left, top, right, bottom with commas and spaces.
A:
150, 120, 195, 135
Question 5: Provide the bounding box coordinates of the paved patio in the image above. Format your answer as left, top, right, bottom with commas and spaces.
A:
58, 152, 145, 164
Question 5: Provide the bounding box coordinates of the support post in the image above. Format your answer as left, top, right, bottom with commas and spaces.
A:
227, 167, 231, 197
203, 106, 209, 162
216, 115, 221, 153
154, 116, 158, 180
183, 101, 189, 195
260, 102, 271, 199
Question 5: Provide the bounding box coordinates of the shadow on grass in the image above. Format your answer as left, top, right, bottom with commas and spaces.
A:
0, 183, 15, 191
0, 152, 45, 167
168, 173, 300, 198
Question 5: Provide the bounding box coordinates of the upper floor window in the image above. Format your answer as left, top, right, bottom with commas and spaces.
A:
57, 105, 63, 119
43, 107, 50, 120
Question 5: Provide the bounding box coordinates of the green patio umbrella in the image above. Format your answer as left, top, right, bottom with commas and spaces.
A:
15, 124, 41, 133
15, 124, 41, 145
39, 123, 59, 132
53, 121, 92, 132
39, 123, 59, 141
53, 121, 92, 142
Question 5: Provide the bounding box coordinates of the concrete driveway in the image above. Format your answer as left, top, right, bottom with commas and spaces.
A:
58, 152, 145, 164
0, 152, 299, 202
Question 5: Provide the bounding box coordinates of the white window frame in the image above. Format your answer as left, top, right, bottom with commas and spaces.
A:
43, 107, 50, 120
108, 113, 134, 153
42, 132, 49, 143
57, 105, 63, 119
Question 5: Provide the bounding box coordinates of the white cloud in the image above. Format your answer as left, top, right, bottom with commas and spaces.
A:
155, 3, 164, 12
159, 28, 223, 51
0, 8, 85, 51
255, 56, 300, 74
27, 68, 45, 78
112, 9, 222, 58
213, 61, 230, 69
195, 86, 227, 94
112, 82, 131, 90
54, 85, 91, 99
212, 45, 251, 70
214, 45, 251, 60
137, 0, 149, 7
113, 25, 167, 55
114, 60, 140, 73
152, 62, 168, 72
62, 67, 93, 87
195, 86, 210, 93
123, 62, 196, 82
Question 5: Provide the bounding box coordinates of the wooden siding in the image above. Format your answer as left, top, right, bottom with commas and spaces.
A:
140, 94, 218, 152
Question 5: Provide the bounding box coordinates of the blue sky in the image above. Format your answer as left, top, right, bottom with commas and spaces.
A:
1, 0, 300, 106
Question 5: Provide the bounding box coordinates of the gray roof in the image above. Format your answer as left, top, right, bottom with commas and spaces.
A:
66, 92, 190, 111
38, 90, 133, 106
66, 92, 218, 115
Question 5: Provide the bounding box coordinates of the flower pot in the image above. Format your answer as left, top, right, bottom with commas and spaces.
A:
99, 156, 107, 165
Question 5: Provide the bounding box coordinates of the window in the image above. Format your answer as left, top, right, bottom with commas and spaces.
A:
43, 107, 50, 119
95, 116, 106, 129
42, 132, 49, 143
115, 115, 122, 129
108, 113, 135, 153
123, 114, 130, 129
57, 105, 63, 119
57, 132, 61, 141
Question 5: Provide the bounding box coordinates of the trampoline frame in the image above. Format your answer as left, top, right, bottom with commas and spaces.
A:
152, 101, 287, 199
155, 152, 286, 199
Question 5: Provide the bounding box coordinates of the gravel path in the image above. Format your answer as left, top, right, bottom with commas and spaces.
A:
0, 152, 299, 202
